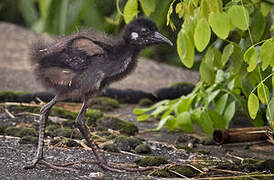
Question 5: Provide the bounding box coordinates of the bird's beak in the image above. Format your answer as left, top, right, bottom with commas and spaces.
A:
151, 32, 173, 46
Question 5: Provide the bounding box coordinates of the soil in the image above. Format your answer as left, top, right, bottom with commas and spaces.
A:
0, 103, 273, 180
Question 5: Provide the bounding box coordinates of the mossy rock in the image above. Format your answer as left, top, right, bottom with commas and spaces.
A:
50, 106, 77, 120
51, 127, 73, 138
45, 124, 61, 137
151, 165, 200, 178
8, 105, 78, 121
257, 159, 274, 173
85, 109, 102, 126
19, 136, 38, 145
135, 144, 152, 154
0, 91, 28, 102
5, 127, 37, 137
0, 125, 7, 135
114, 135, 142, 151
103, 144, 120, 153
176, 145, 194, 153
138, 98, 154, 106
170, 165, 200, 177
50, 137, 81, 147
135, 156, 168, 167
9, 105, 40, 114
89, 97, 119, 111
96, 117, 138, 136
170, 81, 194, 88
151, 169, 173, 177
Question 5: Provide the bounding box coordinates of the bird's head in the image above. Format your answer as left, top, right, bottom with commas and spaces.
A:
123, 18, 173, 47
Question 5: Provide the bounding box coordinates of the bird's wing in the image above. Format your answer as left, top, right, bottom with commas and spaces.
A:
33, 32, 111, 89
35, 32, 111, 71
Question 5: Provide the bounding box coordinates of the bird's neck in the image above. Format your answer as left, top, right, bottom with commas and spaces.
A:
100, 40, 140, 87
112, 40, 140, 60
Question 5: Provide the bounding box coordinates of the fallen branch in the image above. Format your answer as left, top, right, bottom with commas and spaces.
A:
213, 127, 271, 144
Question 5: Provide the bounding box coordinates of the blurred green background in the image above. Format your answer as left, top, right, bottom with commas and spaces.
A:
0, 0, 187, 67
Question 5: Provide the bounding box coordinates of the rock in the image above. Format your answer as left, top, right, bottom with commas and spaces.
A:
103, 144, 120, 153
135, 144, 152, 154
5, 127, 37, 137
135, 156, 168, 167
19, 136, 38, 145
114, 135, 142, 151
96, 117, 138, 136
138, 98, 154, 106
89, 97, 119, 111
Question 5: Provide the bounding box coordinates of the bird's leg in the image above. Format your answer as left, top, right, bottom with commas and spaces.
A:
75, 96, 122, 171
75, 96, 159, 172
24, 96, 80, 171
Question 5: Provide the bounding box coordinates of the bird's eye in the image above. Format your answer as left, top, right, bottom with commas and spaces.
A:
141, 28, 149, 34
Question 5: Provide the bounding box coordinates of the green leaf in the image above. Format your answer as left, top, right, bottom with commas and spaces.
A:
261, 40, 273, 71
207, 90, 220, 103
166, 116, 178, 131
175, 2, 184, 18
230, 43, 244, 74
166, 0, 175, 26
152, 115, 173, 131
271, 40, 274, 67
177, 112, 194, 132
200, 60, 215, 84
200, 0, 210, 18
228, 5, 249, 30
215, 94, 229, 115
257, 83, 270, 104
151, 105, 169, 118
243, 46, 257, 72
260, 2, 272, 17
137, 114, 151, 121
194, 18, 211, 52
133, 108, 149, 115
124, 0, 138, 24
248, 93, 259, 119
222, 43, 234, 66
223, 101, 236, 128
139, 0, 155, 16
19, 0, 39, 28
177, 97, 192, 113
208, 12, 230, 39
199, 111, 214, 134
177, 29, 195, 68
208, 109, 226, 129
250, 10, 266, 43
272, 74, 274, 88
266, 97, 274, 127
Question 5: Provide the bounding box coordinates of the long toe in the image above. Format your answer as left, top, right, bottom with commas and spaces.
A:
24, 158, 81, 172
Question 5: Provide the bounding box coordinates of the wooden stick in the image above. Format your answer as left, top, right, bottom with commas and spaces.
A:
213, 127, 271, 144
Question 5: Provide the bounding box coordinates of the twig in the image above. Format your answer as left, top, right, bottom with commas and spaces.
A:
209, 167, 248, 175
35, 97, 45, 105
168, 169, 190, 179
196, 173, 274, 180
73, 139, 92, 150
1, 102, 41, 107
186, 164, 204, 173
226, 152, 244, 162
4, 108, 15, 118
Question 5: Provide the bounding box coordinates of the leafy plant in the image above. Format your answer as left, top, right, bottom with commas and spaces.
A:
15, 0, 119, 35
124, 0, 274, 133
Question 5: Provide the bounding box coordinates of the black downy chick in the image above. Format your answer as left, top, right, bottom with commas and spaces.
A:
25, 18, 172, 172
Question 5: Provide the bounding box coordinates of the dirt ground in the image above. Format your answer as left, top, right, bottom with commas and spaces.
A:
0, 103, 273, 180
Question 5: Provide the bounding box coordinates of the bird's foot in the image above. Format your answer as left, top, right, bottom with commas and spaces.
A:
24, 158, 82, 171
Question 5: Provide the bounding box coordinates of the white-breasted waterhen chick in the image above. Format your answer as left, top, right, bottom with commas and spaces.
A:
24, 17, 173, 172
